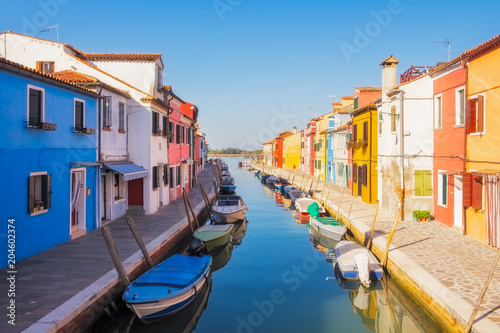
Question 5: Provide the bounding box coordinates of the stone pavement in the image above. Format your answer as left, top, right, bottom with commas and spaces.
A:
0, 164, 217, 333
256, 164, 500, 333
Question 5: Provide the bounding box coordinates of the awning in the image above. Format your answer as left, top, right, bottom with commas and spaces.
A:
104, 163, 148, 181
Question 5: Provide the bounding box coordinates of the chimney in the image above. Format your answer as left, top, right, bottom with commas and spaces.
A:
380, 55, 399, 105
293, 126, 297, 134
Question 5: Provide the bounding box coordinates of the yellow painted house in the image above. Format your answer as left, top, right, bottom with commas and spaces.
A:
351, 103, 378, 204
313, 111, 335, 179
283, 129, 301, 169
464, 35, 500, 248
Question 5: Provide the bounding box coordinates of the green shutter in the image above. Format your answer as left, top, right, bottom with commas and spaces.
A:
442, 174, 448, 205
28, 176, 35, 213
414, 170, 423, 196
42, 174, 51, 209
423, 170, 432, 196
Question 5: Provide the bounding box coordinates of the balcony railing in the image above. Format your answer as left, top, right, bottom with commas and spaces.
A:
73, 126, 95, 134
25, 121, 57, 131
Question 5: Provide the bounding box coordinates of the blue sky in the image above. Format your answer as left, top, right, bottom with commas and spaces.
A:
2, 0, 499, 149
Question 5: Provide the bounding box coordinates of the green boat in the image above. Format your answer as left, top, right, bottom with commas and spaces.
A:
194, 224, 234, 252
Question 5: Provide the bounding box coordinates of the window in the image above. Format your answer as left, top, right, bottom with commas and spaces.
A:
353, 124, 358, 142
28, 86, 44, 126
156, 65, 162, 91
363, 121, 368, 141
463, 173, 483, 209
163, 165, 169, 186
28, 173, 51, 214
36, 61, 55, 74
169, 121, 175, 143
438, 173, 448, 206
152, 111, 160, 135
152, 166, 158, 189
379, 116, 383, 135
414, 170, 432, 196
456, 88, 465, 126
114, 173, 125, 200
169, 166, 174, 189
161, 116, 167, 137
467, 95, 485, 134
118, 102, 125, 132
177, 166, 181, 186
353, 163, 357, 183
176, 124, 181, 143
362, 164, 367, 187
74, 99, 84, 131
103, 96, 111, 128
434, 95, 442, 128
181, 126, 185, 143
391, 105, 397, 133
354, 96, 358, 109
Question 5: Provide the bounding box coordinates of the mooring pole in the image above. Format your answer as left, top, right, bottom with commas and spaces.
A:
299, 173, 305, 189
313, 178, 320, 199
125, 216, 154, 269
213, 180, 218, 197
200, 184, 214, 225
304, 174, 311, 191
337, 188, 344, 221
291, 169, 297, 185
346, 194, 355, 223
182, 191, 195, 233
366, 201, 380, 249
184, 190, 200, 229
101, 225, 130, 287
381, 208, 402, 268
320, 182, 327, 204
465, 250, 500, 333
325, 182, 332, 205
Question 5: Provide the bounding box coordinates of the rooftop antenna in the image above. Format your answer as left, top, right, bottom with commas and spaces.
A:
435, 40, 451, 61
40, 25, 59, 42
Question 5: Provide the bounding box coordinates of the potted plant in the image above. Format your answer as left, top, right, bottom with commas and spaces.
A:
413, 210, 430, 222
35, 199, 45, 211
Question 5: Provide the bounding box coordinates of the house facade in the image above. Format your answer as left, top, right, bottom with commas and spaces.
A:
0, 58, 99, 263
263, 139, 274, 167
283, 128, 301, 169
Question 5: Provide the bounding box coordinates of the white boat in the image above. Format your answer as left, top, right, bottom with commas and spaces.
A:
334, 240, 383, 287
212, 195, 247, 223
221, 170, 231, 177
294, 198, 326, 219
265, 175, 279, 184
309, 216, 347, 241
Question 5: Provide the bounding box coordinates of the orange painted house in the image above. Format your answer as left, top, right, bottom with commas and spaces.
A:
273, 131, 292, 168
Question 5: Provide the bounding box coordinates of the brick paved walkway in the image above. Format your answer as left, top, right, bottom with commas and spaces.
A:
257, 165, 500, 333
0, 165, 217, 333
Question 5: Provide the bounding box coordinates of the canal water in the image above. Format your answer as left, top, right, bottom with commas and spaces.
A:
99, 157, 442, 333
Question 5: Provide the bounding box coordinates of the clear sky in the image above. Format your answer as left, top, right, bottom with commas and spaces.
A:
1, 0, 499, 149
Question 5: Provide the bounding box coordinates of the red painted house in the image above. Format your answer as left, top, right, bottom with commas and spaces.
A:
430, 63, 467, 229
273, 131, 292, 168
353, 87, 382, 109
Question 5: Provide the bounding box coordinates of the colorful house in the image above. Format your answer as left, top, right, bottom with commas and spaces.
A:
0, 58, 99, 264
303, 122, 316, 174
273, 131, 292, 168
263, 139, 274, 167
463, 35, 500, 247
283, 127, 301, 169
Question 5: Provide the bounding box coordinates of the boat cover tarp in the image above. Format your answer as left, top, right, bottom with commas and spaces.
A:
307, 202, 321, 217
134, 255, 210, 288
315, 217, 343, 226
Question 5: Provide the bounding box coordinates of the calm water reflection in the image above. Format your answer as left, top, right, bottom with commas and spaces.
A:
100, 158, 441, 333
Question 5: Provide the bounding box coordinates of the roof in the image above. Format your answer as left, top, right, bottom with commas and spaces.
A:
355, 87, 382, 93
332, 102, 342, 106
263, 139, 275, 145
380, 55, 400, 66
0, 58, 98, 96
342, 96, 354, 100
52, 70, 131, 98
336, 105, 353, 114
351, 100, 378, 116
78, 53, 162, 62
180, 102, 197, 121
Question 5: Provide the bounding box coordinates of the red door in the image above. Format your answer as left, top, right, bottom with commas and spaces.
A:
128, 178, 144, 205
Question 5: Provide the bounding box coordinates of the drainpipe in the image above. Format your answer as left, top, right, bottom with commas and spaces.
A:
391, 89, 405, 219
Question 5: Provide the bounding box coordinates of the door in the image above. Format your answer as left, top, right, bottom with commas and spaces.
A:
128, 178, 144, 206
454, 175, 463, 229
358, 166, 363, 198
100, 175, 106, 220
70, 170, 86, 236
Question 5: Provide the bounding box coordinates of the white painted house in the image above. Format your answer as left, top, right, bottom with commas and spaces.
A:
377, 55, 434, 221
330, 105, 353, 187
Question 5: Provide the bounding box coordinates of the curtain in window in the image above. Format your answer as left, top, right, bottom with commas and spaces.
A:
486, 175, 500, 248
70, 172, 81, 212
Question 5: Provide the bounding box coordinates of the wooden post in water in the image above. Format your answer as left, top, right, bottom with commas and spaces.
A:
313, 178, 320, 199
465, 250, 500, 333
101, 225, 130, 287
366, 201, 380, 249
346, 194, 355, 226
304, 174, 311, 191
299, 173, 305, 189
125, 216, 154, 269
182, 192, 195, 233
325, 182, 332, 205
337, 188, 344, 220
320, 182, 327, 204
184, 190, 200, 229
291, 169, 297, 185
200, 184, 214, 225
381, 208, 402, 268
213, 180, 218, 196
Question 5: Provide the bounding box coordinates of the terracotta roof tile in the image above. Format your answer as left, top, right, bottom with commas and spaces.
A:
355, 86, 382, 92
51, 70, 99, 83
380, 55, 400, 66
342, 96, 354, 100
332, 102, 342, 106
0, 58, 98, 95
78, 53, 162, 62
336, 105, 354, 114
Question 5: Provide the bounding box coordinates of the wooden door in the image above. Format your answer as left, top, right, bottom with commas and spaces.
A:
128, 178, 143, 206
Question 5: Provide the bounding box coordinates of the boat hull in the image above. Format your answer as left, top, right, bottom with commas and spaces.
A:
334, 241, 383, 281
212, 207, 247, 223
194, 225, 234, 252
310, 217, 346, 242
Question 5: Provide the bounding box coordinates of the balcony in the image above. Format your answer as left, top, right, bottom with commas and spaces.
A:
73, 126, 95, 134
25, 121, 57, 131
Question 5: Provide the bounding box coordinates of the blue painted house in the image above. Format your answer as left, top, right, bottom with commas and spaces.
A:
0, 59, 99, 265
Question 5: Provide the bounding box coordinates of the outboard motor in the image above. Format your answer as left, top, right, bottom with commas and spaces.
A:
185, 238, 205, 256
354, 252, 371, 288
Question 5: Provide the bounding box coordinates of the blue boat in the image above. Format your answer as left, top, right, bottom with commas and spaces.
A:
123, 254, 212, 323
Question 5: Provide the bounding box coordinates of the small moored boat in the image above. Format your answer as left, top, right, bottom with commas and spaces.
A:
288, 189, 310, 204
219, 176, 236, 194
309, 216, 346, 242
194, 224, 234, 252
212, 195, 248, 223
123, 254, 212, 323
334, 241, 383, 287
294, 198, 326, 219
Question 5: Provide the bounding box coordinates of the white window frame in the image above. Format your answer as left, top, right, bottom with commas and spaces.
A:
437, 170, 448, 207
434, 94, 442, 129
470, 93, 486, 136
455, 87, 465, 127
27, 84, 45, 124
30, 171, 48, 216
74, 98, 85, 130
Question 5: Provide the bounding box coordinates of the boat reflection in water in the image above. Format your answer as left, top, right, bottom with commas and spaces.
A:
207, 218, 248, 272
309, 224, 341, 251
121, 274, 212, 333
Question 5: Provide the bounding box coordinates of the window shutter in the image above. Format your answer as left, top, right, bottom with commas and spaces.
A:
363, 122, 368, 140
353, 124, 358, 142
353, 163, 357, 183
467, 99, 476, 134
414, 170, 423, 196
42, 174, 51, 209
423, 170, 432, 196
462, 172, 473, 207
152, 166, 158, 189
49, 62, 55, 73
28, 176, 35, 213
362, 164, 367, 186
477, 95, 484, 132
36, 61, 42, 71
472, 176, 482, 209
